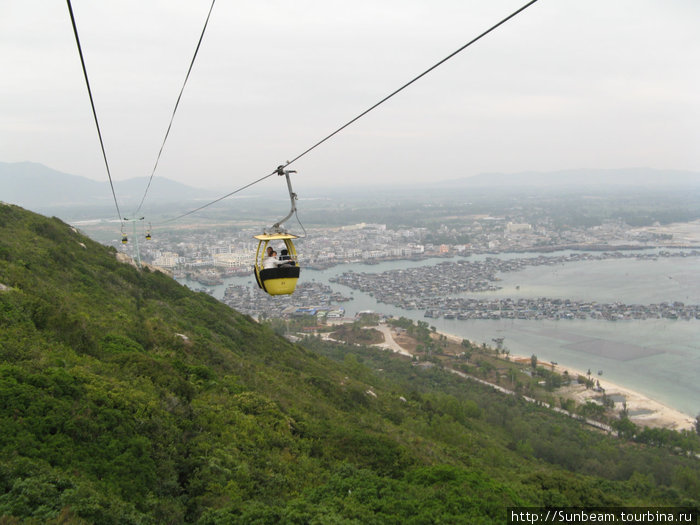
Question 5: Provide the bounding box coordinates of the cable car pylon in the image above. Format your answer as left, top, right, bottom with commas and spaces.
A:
122, 216, 145, 268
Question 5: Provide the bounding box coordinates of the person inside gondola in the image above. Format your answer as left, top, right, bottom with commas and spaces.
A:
278, 248, 295, 266
263, 246, 279, 269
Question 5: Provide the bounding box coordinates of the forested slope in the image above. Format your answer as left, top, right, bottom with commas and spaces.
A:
0, 204, 698, 524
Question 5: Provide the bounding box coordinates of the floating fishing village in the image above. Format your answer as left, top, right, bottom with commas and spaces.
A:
205, 249, 700, 322
328, 250, 700, 321
221, 281, 351, 319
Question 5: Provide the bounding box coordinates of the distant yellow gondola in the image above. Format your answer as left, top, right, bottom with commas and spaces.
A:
121, 235, 128, 244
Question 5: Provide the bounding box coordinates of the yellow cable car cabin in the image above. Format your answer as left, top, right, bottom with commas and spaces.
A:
253, 233, 300, 295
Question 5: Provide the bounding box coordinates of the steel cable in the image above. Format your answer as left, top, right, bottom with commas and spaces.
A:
66, 0, 123, 225
165, 0, 541, 223
134, 0, 216, 215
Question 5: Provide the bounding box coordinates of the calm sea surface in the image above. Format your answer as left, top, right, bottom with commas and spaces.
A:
185, 250, 700, 417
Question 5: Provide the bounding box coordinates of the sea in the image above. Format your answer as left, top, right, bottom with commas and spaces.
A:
179, 249, 700, 418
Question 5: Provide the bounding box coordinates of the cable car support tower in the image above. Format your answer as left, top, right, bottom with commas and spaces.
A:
123, 216, 145, 268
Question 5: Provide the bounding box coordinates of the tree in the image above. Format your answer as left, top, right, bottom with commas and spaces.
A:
560, 397, 575, 413
613, 417, 638, 440
601, 394, 614, 409
509, 368, 517, 385
530, 354, 538, 369
577, 375, 594, 389
562, 370, 571, 386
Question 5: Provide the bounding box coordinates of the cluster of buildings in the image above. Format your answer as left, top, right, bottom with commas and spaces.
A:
151, 247, 256, 272
128, 216, 692, 277
130, 217, 700, 322
140, 223, 435, 274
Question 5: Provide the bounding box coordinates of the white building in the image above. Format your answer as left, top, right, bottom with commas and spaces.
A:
213, 252, 253, 268
506, 222, 532, 233
152, 252, 180, 268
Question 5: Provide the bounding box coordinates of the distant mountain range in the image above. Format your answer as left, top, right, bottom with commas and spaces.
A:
2, 162, 699, 213
0, 161, 218, 211
439, 168, 700, 188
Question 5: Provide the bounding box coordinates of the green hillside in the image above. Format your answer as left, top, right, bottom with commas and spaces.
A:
0, 203, 698, 524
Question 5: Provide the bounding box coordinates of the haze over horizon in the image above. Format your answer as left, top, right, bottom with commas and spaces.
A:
2, 0, 699, 197
3, 161, 698, 214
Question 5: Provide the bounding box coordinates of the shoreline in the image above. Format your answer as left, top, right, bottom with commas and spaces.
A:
438, 332, 696, 432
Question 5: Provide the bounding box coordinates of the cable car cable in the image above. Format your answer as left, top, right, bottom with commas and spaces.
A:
164, 0, 540, 223
283, 0, 541, 169
161, 170, 278, 223
66, 0, 123, 225
134, 0, 216, 216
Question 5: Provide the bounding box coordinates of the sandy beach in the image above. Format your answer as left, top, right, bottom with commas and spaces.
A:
437, 332, 696, 432
505, 354, 695, 432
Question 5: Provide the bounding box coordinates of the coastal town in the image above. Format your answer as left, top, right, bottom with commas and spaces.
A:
178, 248, 700, 322
125, 217, 700, 322
126, 216, 698, 279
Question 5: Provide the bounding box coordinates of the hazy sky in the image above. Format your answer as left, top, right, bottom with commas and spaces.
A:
2, 0, 699, 198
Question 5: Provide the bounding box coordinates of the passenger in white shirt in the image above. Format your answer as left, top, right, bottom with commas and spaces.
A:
262, 247, 279, 269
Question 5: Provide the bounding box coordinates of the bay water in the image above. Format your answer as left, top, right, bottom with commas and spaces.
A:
183, 250, 700, 417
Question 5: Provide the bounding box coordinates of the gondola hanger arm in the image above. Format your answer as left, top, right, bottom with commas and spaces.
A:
270, 165, 298, 233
